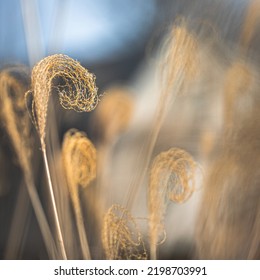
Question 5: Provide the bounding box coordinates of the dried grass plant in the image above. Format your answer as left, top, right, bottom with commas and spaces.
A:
28, 53, 100, 149
1, 4, 260, 261
102, 204, 147, 260
27, 54, 101, 259
62, 129, 97, 259
149, 147, 198, 259
0, 66, 56, 258
127, 20, 199, 209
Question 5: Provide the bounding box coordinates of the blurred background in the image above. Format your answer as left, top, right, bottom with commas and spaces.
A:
1, 0, 259, 82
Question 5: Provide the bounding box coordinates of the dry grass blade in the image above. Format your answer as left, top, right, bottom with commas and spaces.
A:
0, 66, 57, 258
102, 204, 147, 260
62, 129, 97, 259
149, 147, 198, 259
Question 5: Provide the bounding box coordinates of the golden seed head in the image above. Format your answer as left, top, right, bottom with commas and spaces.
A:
150, 147, 197, 203
28, 54, 100, 144
102, 204, 147, 260
62, 129, 97, 188
160, 23, 198, 89
149, 147, 197, 246
0, 66, 32, 163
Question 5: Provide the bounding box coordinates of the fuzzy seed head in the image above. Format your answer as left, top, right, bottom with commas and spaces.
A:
160, 23, 198, 92
28, 54, 100, 144
149, 148, 197, 247
102, 204, 147, 260
62, 129, 97, 189
0, 66, 32, 166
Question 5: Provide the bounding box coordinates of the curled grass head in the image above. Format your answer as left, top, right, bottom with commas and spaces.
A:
149, 148, 198, 257
27, 54, 101, 146
102, 204, 147, 260
62, 128, 97, 189
62, 128, 97, 259
0, 65, 32, 164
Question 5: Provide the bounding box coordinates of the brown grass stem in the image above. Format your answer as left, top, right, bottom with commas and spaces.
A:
70, 188, 91, 259
42, 146, 67, 259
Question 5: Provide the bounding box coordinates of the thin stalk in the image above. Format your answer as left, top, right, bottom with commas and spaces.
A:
42, 146, 67, 260
70, 188, 91, 259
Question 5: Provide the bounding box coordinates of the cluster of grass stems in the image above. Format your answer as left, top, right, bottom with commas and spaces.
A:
0, 8, 259, 260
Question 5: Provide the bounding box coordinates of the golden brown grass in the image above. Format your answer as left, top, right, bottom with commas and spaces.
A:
153, 20, 198, 153
27, 54, 101, 259
102, 204, 147, 260
149, 147, 198, 259
27, 53, 100, 148
126, 20, 199, 209
1, 7, 260, 260
0, 66, 57, 258
0, 66, 31, 166
62, 128, 97, 259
